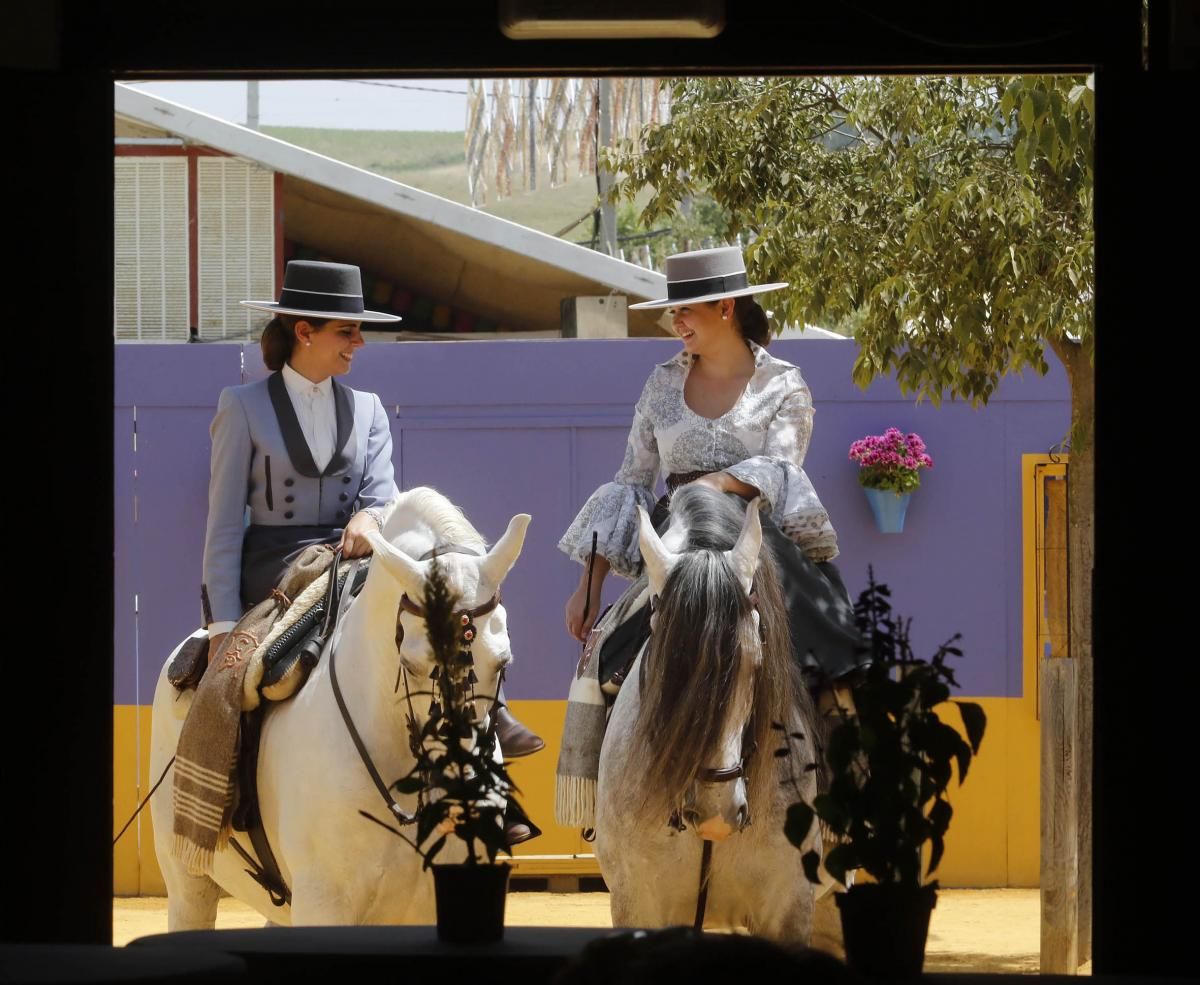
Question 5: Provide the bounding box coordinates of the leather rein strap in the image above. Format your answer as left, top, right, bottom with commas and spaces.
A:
694, 840, 714, 931
327, 553, 418, 827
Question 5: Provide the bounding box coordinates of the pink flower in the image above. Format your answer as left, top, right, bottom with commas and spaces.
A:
849, 428, 933, 487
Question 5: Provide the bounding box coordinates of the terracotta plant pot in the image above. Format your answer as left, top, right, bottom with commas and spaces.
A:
836, 883, 937, 978
431, 862, 512, 943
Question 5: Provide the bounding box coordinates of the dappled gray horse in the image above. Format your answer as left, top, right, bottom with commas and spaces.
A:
595, 484, 831, 943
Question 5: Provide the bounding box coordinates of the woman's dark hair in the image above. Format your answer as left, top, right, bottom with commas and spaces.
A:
708, 296, 771, 348
260, 314, 330, 371
733, 295, 771, 347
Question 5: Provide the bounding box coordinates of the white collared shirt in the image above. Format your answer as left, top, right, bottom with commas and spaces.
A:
281, 361, 336, 473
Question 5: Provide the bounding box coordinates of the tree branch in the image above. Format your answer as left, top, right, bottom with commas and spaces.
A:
816, 78, 887, 144
1044, 332, 1083, 379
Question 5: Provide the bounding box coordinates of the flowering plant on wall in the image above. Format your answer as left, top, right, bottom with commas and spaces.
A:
848, 428, 934, 495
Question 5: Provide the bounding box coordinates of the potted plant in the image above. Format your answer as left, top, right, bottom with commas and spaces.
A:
387, 559, 523, 943
782, 569, 986, 978
848, 428, 934, 533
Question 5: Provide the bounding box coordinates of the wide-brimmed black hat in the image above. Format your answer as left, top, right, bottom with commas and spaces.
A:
629, 246, 787, 310
241, 260, 401, 322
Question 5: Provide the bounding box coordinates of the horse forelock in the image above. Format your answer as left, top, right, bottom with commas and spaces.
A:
631, 483, 814, 825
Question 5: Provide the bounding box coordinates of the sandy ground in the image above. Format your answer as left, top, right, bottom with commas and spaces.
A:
113, 888, 1090, 974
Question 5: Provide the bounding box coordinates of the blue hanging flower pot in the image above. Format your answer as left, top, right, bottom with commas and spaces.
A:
863, 487, 911, 533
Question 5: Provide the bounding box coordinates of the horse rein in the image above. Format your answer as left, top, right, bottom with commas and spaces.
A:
326, 553, 419, 828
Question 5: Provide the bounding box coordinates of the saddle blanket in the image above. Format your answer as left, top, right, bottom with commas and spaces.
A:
170, 545, 336, 876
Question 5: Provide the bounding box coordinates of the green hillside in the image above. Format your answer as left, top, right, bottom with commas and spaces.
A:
262, 127, 465, 177
262, 126, 605, 237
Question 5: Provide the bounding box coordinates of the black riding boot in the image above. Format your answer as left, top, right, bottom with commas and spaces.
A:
503, 798, 542, 846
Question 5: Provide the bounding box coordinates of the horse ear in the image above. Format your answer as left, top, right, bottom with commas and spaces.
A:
727, 497, 762, 594
638, 505, 676, 595
478, 513, 532, 587
366, 529, 426, 595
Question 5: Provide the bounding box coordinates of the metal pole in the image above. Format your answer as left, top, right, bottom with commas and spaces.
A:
597, 77, 616, 256
246, 80, 260, 130
528, 78, 537, 191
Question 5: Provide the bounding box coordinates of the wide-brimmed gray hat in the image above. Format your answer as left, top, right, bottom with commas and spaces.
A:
628, 246, 788, 310
241, 260, 401, 322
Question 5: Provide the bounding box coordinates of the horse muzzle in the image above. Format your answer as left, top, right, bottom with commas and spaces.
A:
682, 792, 750, 841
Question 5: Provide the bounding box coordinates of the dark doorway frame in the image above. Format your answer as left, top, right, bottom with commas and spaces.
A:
9, 2, 1189, 975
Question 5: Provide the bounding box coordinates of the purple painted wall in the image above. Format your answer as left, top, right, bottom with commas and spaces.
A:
114, 339, 1069, 706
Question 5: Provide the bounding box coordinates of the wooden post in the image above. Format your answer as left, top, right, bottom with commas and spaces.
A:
1040, 471, 1078, 973
1041, 658, 1079, 972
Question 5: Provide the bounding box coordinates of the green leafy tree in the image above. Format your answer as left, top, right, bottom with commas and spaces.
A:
608, 71, 1094, 929
608, 193, 731, 270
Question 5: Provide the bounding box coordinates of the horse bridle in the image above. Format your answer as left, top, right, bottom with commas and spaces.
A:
393, 543, 504, 700
330, 543, 504, 833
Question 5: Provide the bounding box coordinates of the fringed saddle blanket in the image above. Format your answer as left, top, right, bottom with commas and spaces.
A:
554, 575, 650, 829
170, 544, 338, 877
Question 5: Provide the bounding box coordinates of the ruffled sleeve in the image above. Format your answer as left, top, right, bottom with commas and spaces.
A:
558, 380, 660, 580
723, 379, 841, 562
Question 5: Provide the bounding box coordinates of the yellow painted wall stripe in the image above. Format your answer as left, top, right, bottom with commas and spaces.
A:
116, 692, 1036, 890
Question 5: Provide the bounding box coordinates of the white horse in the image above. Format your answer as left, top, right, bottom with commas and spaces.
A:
595, 484, 834, 945
149, 487, 530, 929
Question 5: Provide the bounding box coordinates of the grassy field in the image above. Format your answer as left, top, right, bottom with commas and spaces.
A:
262, 127, 466, 178
263, 126, 606, 238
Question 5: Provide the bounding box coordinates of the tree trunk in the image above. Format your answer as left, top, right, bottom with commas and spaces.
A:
1048, 336, 1094, 971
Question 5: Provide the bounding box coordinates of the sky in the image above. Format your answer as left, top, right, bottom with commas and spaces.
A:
122, 79, 470, 131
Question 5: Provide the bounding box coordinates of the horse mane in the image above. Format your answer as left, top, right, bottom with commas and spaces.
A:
381, 487, 488, 555
632, 484, 813, 823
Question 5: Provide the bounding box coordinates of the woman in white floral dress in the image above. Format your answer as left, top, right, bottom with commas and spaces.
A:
559, 246, 868, 686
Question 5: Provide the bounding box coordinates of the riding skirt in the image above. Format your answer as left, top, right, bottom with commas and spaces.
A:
240, 523, 342, 612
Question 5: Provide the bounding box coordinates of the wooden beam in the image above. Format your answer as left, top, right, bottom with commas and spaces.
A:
1041, 654, 1079, 973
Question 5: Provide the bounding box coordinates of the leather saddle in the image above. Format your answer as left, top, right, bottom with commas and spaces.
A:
258, 562, 368, 701
166, 562, 368, 701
